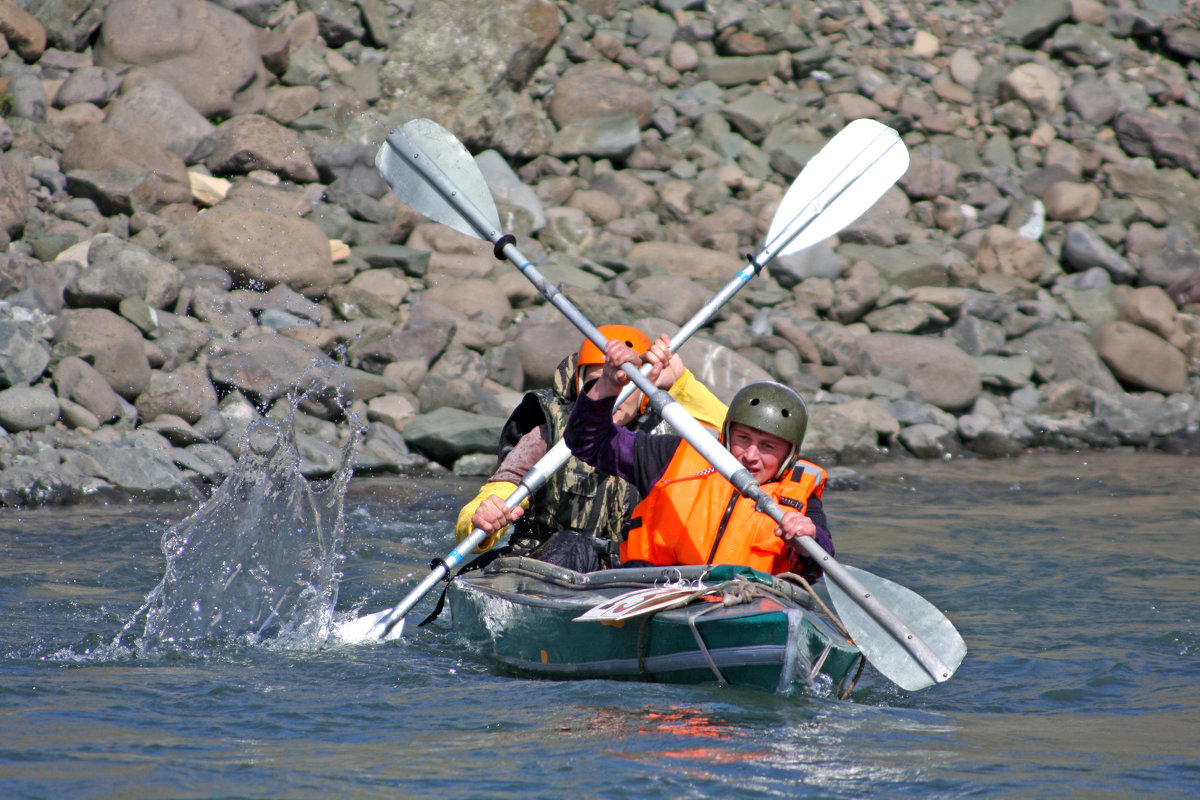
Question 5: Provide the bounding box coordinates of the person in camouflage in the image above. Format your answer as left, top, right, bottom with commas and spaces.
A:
456, 326, 726, 572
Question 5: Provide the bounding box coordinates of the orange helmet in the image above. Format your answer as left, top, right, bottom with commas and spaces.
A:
576, 324, 652, 396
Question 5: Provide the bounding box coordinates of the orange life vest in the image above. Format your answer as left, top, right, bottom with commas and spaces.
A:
621, 442, 826, 575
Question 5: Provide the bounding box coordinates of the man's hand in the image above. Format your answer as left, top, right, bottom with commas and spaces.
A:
776, 510, 817, 549
472, 494, 525, 535
646, 334, 685, 389
593, 338, 643, 397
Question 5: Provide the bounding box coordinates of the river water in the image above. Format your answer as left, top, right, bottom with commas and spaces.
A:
2, 449, 1197, 799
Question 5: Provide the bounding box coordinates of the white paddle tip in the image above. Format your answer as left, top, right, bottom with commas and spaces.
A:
331, 610, 405, 644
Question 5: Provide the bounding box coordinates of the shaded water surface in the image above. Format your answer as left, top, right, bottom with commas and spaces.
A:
1, 452, 1197, 799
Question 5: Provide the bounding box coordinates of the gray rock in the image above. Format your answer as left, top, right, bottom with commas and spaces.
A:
1013, 326, 1121, 393
135, 366, 219, 424
205, 115, 320, 183
552, 115, 648, 160
1114, 109, 1200, 175
59, 396, 101, 430
1049, 23, 1123, 67
402, 407, 506, 467
477, 150, 546, 232
999, 0, 1073, 47
95, 0, 262, 118
105, 78, 217, 163
0, 153, 30, 240
626, 275, 713, 328
860, 333, 981, 411
1091, 321, 1188, 394
61, 123, 192, 206
207, 332, 342, 407
86, 437, 196, 499
351, 319, 455, 376
164, 206, 335, 296
142, 413, 209, 446
54, 65, 122, 108
1060, 222, 1137, 284
377, 0, 558, 152
0, 384, 60, 431
52, 308, 151, 401
974, 354, 1036, 389
802, 403, 883, 465
27, 0, 106, 52
52, 356, 123, 423
0, 320, 50, 388
898, 423, 960, 459
184, 442, 238, 478
65, 235, 184, 310
353, 422, 428, 473
8, 73, 48, 121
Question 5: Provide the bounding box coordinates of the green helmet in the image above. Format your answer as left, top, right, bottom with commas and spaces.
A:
722, 382, 808, 477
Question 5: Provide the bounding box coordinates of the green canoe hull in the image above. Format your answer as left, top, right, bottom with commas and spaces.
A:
447, 558, 864, 696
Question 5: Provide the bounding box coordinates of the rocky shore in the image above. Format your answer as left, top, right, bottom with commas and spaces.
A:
0, 0, 1198, 507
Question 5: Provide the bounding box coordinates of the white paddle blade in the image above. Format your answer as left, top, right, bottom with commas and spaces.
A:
825, 564, 966, 691
332, 609, 404, 644
375, 118, 501, 239
767, 118, 909, 257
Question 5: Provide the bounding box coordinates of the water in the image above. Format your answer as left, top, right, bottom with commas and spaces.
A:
2, 450, 1198, 798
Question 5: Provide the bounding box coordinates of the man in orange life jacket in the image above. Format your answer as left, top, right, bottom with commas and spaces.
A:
564, 336, 831, 580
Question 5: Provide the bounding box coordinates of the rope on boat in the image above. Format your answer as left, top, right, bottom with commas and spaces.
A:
777, 571, 853, 642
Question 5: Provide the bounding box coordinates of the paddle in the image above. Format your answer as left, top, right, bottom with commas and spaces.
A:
339, 118, 912, 644
360, 117, 966, 691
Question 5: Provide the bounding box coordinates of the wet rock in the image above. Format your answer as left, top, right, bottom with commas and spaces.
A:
207, 332, 340, 406
86, 436, 196, 499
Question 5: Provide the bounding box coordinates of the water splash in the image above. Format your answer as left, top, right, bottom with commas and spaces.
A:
128, 409, 364, 652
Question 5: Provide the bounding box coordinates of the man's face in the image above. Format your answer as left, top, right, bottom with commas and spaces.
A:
726, 422, 792, 481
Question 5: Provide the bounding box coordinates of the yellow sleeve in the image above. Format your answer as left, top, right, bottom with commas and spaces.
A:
455, 481, 532, 551
669, 368, 728, 430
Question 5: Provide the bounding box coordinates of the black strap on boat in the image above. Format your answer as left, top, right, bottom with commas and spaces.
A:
417, 546, 511, 628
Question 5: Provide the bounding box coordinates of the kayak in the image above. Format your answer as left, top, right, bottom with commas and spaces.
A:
446, 556, 865, 697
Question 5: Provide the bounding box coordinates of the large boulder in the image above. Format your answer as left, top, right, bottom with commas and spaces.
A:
859, 333, 982, 411
61, 123, 192, 207
1091, 321, 1189, 394
377, 0, 558, 154
52, 308, 151, 400
94, 0, 261, 118
164, 206, 335, 296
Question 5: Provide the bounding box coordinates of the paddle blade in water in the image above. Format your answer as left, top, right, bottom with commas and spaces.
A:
825, 563, 967, 691
766, 118, 909, 258
375, 118, 501, 239
333, 609, 403, 643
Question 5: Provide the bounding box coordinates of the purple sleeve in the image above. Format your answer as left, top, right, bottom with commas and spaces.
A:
563, 387, 640, 484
